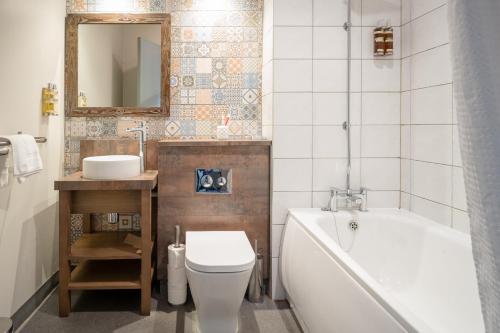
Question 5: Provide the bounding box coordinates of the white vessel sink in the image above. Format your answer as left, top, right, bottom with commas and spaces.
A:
82, 155, 141, 180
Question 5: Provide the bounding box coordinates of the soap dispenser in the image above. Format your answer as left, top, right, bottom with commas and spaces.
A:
42, 83, 59, 116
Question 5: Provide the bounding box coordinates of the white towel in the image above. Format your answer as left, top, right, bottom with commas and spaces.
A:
0, 147, 9, 187
8, 134, 43, 183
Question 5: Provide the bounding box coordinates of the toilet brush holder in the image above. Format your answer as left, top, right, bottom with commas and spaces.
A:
248, 251, 264, 303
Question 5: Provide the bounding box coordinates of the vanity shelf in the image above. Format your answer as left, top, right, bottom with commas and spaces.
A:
55, 170, 158, 317
69, 260, 143, 290
70, 232, 142, 261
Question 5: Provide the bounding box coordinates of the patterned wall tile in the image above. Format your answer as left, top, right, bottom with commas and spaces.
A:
65, 0, 264, 176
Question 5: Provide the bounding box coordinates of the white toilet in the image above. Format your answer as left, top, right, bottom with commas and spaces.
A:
185, 231, 255, 333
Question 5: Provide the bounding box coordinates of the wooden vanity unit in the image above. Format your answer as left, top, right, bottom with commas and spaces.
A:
54, 171, 157, 317
157, 139, 272, 286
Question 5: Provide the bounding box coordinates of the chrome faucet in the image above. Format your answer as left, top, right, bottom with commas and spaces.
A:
322, 187, 368, 212
126, 121, 147, 173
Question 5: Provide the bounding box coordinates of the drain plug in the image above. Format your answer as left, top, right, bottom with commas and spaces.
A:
349, 221, 359, 231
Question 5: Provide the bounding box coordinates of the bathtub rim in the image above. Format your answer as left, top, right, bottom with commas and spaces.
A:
282, 208, 472, 333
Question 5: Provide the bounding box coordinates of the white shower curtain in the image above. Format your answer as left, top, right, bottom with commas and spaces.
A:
448, 1, 500, 332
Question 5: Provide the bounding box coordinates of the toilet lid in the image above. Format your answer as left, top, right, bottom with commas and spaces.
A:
185, 231, 255, 273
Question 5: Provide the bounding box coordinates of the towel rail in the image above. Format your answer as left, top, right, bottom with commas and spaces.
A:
0, 136, 47, 155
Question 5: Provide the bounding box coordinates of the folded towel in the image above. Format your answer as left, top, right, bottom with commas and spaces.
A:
0, 147, 9, 187
7, 134, 43, 183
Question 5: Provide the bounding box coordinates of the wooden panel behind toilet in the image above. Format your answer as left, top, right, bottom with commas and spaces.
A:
157, 140, 271, 280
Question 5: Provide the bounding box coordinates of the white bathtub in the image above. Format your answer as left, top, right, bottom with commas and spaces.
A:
280, 208, 484, 333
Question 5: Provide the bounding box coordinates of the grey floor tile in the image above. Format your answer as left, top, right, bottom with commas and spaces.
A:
19, 288, 302, 333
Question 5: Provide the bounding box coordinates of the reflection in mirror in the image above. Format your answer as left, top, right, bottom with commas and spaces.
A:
78, 24, 161, 108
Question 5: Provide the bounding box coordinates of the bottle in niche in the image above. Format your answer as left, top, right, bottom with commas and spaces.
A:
384, 27, 394, 55
78, 91, 88, 107
373, 27, 385, 56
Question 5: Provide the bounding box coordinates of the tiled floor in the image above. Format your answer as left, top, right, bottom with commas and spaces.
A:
19, 288, 302, 333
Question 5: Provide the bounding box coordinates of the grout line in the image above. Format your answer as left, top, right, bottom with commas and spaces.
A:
401, 191, 466, 212
400, 42, 449, 60
401, 82, 452, 93
401, 3, 447, 26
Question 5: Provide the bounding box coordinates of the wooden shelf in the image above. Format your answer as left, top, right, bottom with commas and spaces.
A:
70, 232, 141, 260
69, 260, 142, 290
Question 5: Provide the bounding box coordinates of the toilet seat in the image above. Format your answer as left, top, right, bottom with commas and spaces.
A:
185, 231, 255, 273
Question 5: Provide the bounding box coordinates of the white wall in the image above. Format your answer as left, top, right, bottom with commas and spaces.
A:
400, 0, 469, 233
0, 0, 65, 316
264, 0, 402, 300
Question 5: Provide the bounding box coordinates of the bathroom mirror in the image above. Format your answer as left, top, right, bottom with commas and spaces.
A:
65, 14, 170, 116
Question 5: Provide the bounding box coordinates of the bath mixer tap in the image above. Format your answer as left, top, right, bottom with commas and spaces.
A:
126, 121, 147, 173
322, 187, 368, 212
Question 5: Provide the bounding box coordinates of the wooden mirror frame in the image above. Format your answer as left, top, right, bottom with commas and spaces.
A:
65, 14, 170, 117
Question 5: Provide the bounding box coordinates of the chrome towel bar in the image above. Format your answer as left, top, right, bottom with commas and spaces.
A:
0, 136, 47, 156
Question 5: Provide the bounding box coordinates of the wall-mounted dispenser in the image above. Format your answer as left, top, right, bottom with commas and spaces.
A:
373, 26, 394, 56
42, 83, 58, 116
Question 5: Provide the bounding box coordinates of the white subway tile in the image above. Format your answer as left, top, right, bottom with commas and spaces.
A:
274, 93, 313, 125
312, 191, 330, 208
313, 92, 361, 125
273, 126, 312, 158
453, 167, 467, 211
412, 44, 452, 89
453, 209, 470, 234
362, 60, 401, 92
313, 60, 346, 92
273, 159, 312, 191
313, 27, 346, 59
412, 160, 452, 206
411, 125, 452, 165
411, 84, 453, 124
401, 57, 411, 91
401, 0, 411, 25
351, 27, 363, 59
401, 125, 411, 159
313, 0, 361, 26
313, 60, 361, 92
274, 0, 312, 26
313, 158, 360, 191
401, 23, 411, 58
313, 125, 360, 158
367, 191, 400, 208
401, 91, 411, 125
411, 195, 452, 226
361, 158, 400, 190
401, 158, 411, 192
361, 125, 400, 158
272, 191, 312, 225
452, 125, 463, 167
411, 0, 447, 21
411, 4, 449, 55
274, 60, 312, 92
400, 191, 411, 210
362, 0, 401, 26
274, 27, 312, 59
362, 93, 400, 124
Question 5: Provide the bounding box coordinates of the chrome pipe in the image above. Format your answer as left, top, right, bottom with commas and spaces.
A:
345, 0, 352, 191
